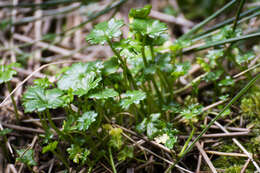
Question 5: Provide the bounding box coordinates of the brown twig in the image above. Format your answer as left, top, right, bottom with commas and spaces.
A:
1, 123, 45, 134
213, 120, 260, 172
205, 150, 248, 157
195, 142, 217, 173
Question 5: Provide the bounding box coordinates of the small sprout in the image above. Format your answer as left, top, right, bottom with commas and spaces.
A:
118, 146, 134, 161
165, 133, 178, 149
218, 76, 234, 87
180, 103, 203, 123
206, 49, 224, 68
76, 111, 98, 131
86, 18, 124, 45
57, 62, 103, 97
235, 52, 255, 65
103, 126, 123, 149
130, 18, 168, 39
0, 63, 19, 84
170, 39, 191, 52
33, 77, 52, 89
212, 25, 242, 41
89, 88, 119, 100
204, 70, 223, 82
136, 113, 162, 139
16, 149, 37, 166
67, 144, 90, 164
155, 53, 173, 73
22, 86, 67, 113
197, 57, 210, 72
171, 61, 191, 78
120, 90, 146, 109
129, 5, 152, 19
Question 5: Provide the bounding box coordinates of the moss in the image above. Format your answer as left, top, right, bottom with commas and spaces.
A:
240, 90, 260, 119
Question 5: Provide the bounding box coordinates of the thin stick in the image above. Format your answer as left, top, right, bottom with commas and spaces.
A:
206, 150, 247, 157
240, 159, 250, 173
201, 131, 250, 138
213, 120, 260, 172
1, 123, 45, 134
195, 142, 217, 173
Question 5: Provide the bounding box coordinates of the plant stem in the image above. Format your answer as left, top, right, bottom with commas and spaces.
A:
183, 32, 260, 54
192, 6, 260, 40
141, 43, 164, 104
107, 39, 137, 90
178, 124, 196, 157
7, 82, 19, 121
45, 109, 64, 139
108, 147, 117, 173
52, 150, 70, 169
38, 112, 49, 132
180, 0, 237, 40
232, 0, 246, 32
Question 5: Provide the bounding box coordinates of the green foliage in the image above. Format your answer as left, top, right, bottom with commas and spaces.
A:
130, 19, 168, 39
89, 88, 119, 99
0, 63, 19, 84
103, 125, 124, 149
180, 103, 203, 122
76, 111, 98, 131
206, 49, 224, 68
57, 62, 103, 97
22, 86, 68, 113
16, 149, 37, 166
218, 76, 234, 87
212, 25, 242, 41
235, 52, 255, 65
0, 128, 12, 136
118, 146, 134, 161
102, 57, 120, 76
171, 62, 191, 78
42, 141, 58, 154
129, 5, 152, 19
18, 3, 260, 171
67, 144, 90, 164
33, 77, 52, 89
241, 90, 260, 118
136, 113, 162, 138
120, 90, 146, 109
86, 18, 124, 45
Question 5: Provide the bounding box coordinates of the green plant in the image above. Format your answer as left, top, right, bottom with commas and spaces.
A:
19, 3, 260, 172
0, 63, 20, 120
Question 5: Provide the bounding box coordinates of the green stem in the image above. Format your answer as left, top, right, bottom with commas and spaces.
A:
141, 43, 164, 104
167, 73, 260, 172
183, 32, 260, 54
180, 0, 237, 40
192, 6, 260, 40
52, 150, 70, 169
232, 0, 246, 32
7, 82, 19, 121
108, 147, 117, 173
107, 39, 137, 90
151, 77, 164, 105
45, 109, 64, 139
178, 124, 196, 157
38, 112, 49, 132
